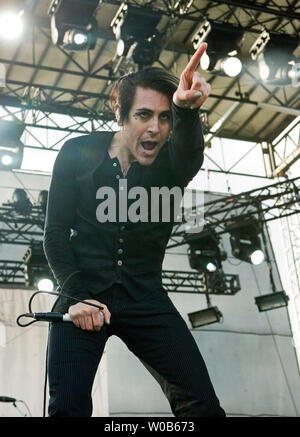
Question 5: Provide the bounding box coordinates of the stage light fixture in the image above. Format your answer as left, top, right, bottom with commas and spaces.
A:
111, 3, 162, 67
228, 219, 265, 265
191, 20, 244, 77
73, 32, 88, 45
185, 227, 227, 274
23, 242, 56, 291
11, 189, 32, 216
37, 278, 54, 292
0, 10, 24, 40
1, 155, 13, 166
0, 120, 25, 170
250, 249, 264, 265
255, 291, 289, 312
48, 0, 99, 51
188, 306, 223, 328
250, 30, 299, 86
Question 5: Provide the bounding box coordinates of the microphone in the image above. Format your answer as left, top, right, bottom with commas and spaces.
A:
23, 312, 104, 325
0, 396, 17, 402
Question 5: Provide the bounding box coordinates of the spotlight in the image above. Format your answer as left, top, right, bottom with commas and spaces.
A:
185, 227, 227, 274
250, 249, 264, 265
0, 120, 25, 170
200, 51, 242, 77
11, 189, 32, 216
191, 20, 244, 77
0, 10, 23, 40
1, 155, 13, 166
73, 32, 88, 45
62, 28, 95, 50
206, 262, 217, 273
255, 291, 289, 312
250, 30, 299, 86
23, 242, 56, 290
37, 278, 54, 292
111, 3, 162, 67
222, 56, 242, 77
48, 0, 99, 51
188, 306, 223, 328
228, 218, 264, 265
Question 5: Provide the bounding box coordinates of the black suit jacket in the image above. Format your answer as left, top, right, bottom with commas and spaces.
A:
43, 104, 204, 302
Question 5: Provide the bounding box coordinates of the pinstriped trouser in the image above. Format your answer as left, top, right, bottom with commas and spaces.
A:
47, 284, 226, 417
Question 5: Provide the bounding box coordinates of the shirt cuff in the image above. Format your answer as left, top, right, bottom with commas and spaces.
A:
172, 101, 200, 119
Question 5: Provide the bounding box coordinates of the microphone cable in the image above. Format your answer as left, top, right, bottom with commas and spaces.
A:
16, 271, 105, 417
0, 396, 32, 417
16, 290, 104, 327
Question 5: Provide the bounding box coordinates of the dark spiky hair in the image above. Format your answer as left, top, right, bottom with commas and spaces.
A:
109, 67, 179, 123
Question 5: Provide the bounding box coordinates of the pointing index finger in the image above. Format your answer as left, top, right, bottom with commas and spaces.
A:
184, 42, 207, 73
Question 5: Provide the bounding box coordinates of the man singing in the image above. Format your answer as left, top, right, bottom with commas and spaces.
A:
44, 43, 226, 417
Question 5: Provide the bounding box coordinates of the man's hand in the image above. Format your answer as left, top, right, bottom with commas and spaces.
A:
68, 299, 111, 332
173, 42, 211, 110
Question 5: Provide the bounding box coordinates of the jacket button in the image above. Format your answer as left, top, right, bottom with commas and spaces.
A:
120, 226, 126, 231
117, 248, 123, 254
119, 238, 124, 243
117, 260, 123, 266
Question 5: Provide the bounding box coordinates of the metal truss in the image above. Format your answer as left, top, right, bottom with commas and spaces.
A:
3, 78, 294, 125
0, 175, 298, 248
102, 0, 300, 26
1, 176, 299, 247
0, 204, 45, 246
1, 0, 299, 119
0, 0, 299, 160
0, 89, 116, 152
0, 260, 240, 295
0, 82, 115, 142
162, 269, 241, 295
0, 175, 298, 299
2, 82, 297, 170
0, 260, 25, 285
0, 81, 114, 122
261, 117, 300, 178
168, 176, 300, 248
0, 0, 299, 289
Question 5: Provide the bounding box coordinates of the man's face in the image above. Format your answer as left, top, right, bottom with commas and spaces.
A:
120, 86, 172, 166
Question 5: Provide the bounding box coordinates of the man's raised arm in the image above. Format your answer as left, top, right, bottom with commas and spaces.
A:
169, 43, 211, 186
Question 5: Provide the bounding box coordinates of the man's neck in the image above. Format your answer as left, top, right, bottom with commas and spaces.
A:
108, 131, 136, 177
